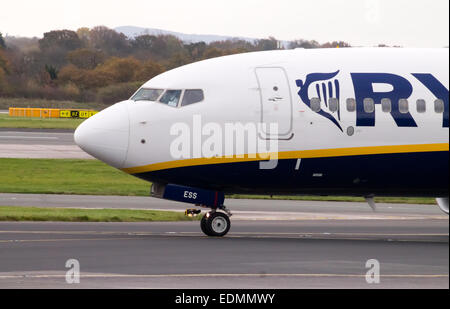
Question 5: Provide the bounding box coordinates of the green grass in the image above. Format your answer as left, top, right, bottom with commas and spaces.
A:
0, 114, 84, 130
0, 97, 109, 111
0, 158, 150, 196
0, 158, 436, 204
0, 206, 197, 222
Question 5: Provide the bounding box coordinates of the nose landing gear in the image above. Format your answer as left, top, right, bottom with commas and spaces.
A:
151, 182, 231, 237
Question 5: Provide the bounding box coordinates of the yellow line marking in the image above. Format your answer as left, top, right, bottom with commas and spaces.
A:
0, 273, 447, 280
121, 143, 449, 174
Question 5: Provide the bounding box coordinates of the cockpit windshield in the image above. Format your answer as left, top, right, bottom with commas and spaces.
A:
131, 88, 164, 102
131, 88, 204, 108
159, 90, 182, 107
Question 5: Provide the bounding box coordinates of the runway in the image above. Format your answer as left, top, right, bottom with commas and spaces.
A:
0, 129, 92, 159
0, 129, 448, 288
0, 220, 447, 289
0, 196, 448, 288
0, 193, 447, 220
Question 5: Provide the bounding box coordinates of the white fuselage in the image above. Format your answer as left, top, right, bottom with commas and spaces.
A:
75, 48, 449, 197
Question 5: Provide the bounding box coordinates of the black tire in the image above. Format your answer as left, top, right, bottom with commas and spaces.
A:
202, 212, 230, 237
200, 214, 212, 236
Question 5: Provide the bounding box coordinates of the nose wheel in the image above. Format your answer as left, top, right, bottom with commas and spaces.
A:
200, 211, 231, 237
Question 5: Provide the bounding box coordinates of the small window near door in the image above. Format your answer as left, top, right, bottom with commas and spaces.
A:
399, 99, 409, 114
364, 98, 375, 113
416, 99, 426, 113
310, 98, 321, 112
435, 99, 444, 113
381, 98, 392, 113
346, 98, 356, 112
329, 98, 339, 112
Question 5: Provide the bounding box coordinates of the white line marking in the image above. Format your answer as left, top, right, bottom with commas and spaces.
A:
0, 273, 447, 280
0, 237, 137, 243
0, 230, 447, 237
0, 136, 59, 140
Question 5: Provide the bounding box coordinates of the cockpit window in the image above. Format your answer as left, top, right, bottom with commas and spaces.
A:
131, 88, 205, 108
181, 90, 204, 106
131, 88, 164, 102
159, 90, 182, 107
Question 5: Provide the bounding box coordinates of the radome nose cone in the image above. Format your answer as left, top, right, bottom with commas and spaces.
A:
74, 103, 129, 168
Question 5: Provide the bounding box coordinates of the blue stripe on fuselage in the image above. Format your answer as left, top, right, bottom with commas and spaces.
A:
133, 151, 449, 197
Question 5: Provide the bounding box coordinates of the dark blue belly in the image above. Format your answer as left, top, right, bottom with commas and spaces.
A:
132, 151, 449, 197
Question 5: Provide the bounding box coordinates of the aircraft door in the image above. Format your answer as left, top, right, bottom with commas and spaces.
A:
255, 67, 293, 139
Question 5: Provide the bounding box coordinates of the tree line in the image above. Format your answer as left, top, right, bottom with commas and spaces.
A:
0, 26, 354, 104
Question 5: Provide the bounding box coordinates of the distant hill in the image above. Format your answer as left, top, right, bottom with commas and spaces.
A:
115, 26, 260, 44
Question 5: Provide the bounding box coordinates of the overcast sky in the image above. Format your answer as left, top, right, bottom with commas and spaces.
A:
0, 0, 448, 47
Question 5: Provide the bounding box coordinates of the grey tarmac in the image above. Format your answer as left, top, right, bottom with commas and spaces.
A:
0, 199, 448, 289
0, 129, 92, 159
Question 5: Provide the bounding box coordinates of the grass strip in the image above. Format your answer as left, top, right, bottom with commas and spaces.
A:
0, 206, 196, 222
0, 114, 84, 130
0, 158, 150, 196
0, 158, 436, 204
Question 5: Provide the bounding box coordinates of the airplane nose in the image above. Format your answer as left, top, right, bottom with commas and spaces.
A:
74, 102, 129, 168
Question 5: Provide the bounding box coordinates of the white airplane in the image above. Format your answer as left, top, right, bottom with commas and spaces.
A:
75, 48, 449, 237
